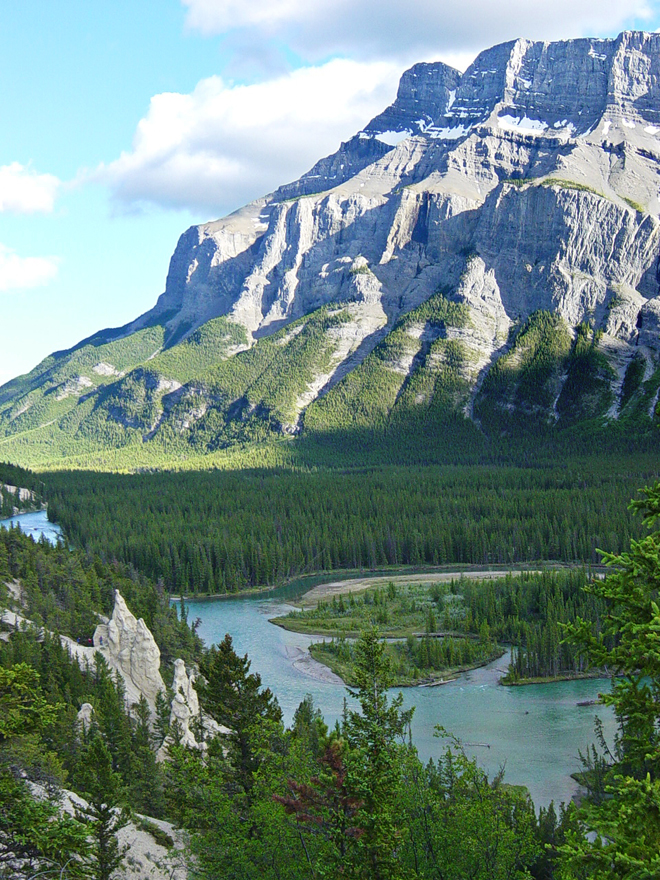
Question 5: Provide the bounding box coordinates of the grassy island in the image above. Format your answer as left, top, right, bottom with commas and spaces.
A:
272, 568, 608, 685
308, 639, 505, 687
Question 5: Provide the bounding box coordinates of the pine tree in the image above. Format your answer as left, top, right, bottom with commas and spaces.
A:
343, 627, 413, 880
75, 735, 129, 880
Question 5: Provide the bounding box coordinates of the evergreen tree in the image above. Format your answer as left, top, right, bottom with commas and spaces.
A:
197, 633, 282, 799
75, 735, 129, 880
560, 482, 660, 878
275, 738, 364, 878
0, 664, 89, 877
154, 687, 172, 747
343, 627, 413, 880
129, 695, 165, 817
291, 693, 328, 759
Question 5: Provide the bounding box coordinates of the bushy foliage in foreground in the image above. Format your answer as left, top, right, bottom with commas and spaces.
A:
559, 483, 660, 877
166, 630, 551, 880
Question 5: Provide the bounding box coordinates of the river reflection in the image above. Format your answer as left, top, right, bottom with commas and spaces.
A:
184, 593, 615, 808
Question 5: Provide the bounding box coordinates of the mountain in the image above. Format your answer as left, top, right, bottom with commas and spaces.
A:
3, 31, 660, 470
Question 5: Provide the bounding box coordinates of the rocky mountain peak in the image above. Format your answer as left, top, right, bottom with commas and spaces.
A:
4, 31, 660, 467
143, 31, 660, 348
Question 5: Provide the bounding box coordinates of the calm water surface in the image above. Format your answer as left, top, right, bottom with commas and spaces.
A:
0, 509, 62, 544
185, 592, 615, 808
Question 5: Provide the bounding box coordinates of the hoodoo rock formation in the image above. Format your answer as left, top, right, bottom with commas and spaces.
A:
94, 591, 166, 709
157, 658, 227, 760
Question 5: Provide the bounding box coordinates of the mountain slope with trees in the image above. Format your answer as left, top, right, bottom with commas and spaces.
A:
3, 33, 660, 470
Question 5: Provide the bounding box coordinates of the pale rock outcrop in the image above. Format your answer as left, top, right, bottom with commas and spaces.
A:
172, 657, 200, 717
168, 658, 200, 750
0, 590, 214, 759
54, 376, 93, 401
94, 591, 165, 709
76, 702, 94, 734
0, 484, 38, 516
28, 782, 187, 880
1, 485, 35, 504
156, 658, 227, 761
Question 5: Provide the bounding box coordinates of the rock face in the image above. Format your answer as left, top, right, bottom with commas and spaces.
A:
76, 702, 94, 734
0, 483, 38, 515
43, 783, 187, 880
157, 658, 227, 761
4, 31, 660, 461
169, 658, 200, 750
1, 484, 35, 504
94, 591, 165, 709
144, 31, 660, 351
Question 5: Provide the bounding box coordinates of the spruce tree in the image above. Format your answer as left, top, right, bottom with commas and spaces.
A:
343, 627, 413, 880
197, 633, 282, 799
560, 482, 660, 878
75, 735, 129, 880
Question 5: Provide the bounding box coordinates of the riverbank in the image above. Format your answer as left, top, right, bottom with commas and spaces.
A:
273, 616, 486, 641
182, 589, 616, 807
269, 568, 545, 640
309, 642, 507, 688
502, 671, 609, 687
302, 636, 603, 690
174, 561, 593, 602
295, 569, 541, 607
285, 645, 344, 685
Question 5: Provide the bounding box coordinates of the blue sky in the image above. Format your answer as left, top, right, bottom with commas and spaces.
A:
1, 0, 659, 385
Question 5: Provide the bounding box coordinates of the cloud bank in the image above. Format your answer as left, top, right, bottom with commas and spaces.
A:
0, 163, 60, 214
182, 0, 655, 63
100, 59, 400, 215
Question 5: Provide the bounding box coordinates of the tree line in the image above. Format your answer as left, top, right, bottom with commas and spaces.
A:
43, 457, 657, 594
1, 482, 659, 876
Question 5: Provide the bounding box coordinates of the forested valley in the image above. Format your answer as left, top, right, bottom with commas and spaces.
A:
1, 459, 659, 877
1, 490, 660, 878
45, 454, 658, 594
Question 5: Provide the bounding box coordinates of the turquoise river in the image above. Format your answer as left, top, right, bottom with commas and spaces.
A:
2, 509, 615, 808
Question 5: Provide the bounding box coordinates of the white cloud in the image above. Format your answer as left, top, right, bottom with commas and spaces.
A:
101, 0, 658, 216
0, 244, 59, 292
0, 163, 60, 214
182, 0, 655, 63
99, 59, 401, 214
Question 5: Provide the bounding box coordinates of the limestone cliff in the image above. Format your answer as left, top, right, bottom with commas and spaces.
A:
146, 30, 660, 356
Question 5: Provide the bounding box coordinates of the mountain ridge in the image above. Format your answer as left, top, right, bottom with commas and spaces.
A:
3, 30, 660, 470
